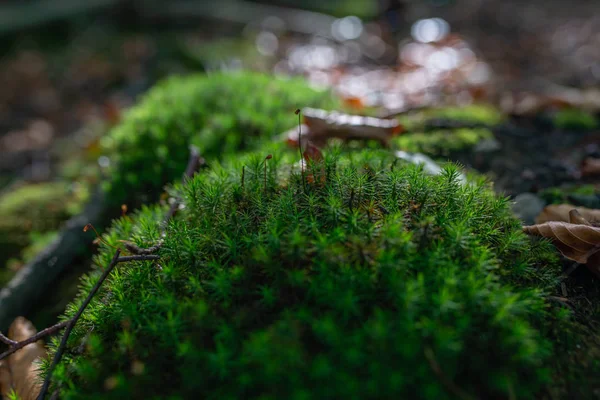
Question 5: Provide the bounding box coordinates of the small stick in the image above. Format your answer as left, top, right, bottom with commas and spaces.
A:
0, 332, 16, 346
0, 320, 70, 360
117, 255, 161, 263
241, 165, 245, 189
295, 109, 306, 192
120, 241, 163, 256
164, 145, 204, 225
264, 154, 272, 196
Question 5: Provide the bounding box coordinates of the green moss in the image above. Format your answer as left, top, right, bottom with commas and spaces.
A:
43, 145, 599, 399
539, 184, 599, 206
394, 128, 493, 156
553, 108, 598, 131
0, 182, 85, 273
398, 104, 504, 131
393, 104, 501, 156
100, 71, 337, 206
427, 104, 504, 125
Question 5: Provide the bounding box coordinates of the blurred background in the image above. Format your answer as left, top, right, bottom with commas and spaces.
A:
1, 0, 599, 186
0, 0, 599, 330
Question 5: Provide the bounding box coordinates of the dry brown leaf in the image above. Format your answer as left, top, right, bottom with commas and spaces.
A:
0, 317, 46, 400
285, 108, 403, 148
524, 209, 600, 278
581, 157, 600, 177
535, 204, 600, 224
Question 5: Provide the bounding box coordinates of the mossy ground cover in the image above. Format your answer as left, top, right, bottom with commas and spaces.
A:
393, 104, 502, 157
0, 182, 87, 285
0, 71, 586, 399
41, 139, 599, 398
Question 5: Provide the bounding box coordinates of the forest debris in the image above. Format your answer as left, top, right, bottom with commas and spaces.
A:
524, 209, 600, 277
0, 317, 46, 400
581, 157, 600, 177
285, 107, 403, 148
535, 204, 600, 224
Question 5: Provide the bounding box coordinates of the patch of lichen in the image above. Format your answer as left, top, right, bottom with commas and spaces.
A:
0, 182, 86, 282
41, 144, 599, 399
99, 71, 338, 206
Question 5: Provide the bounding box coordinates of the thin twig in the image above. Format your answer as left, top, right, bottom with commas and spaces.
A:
295, 109, 306, 192
0, 320, 69, 361
424, 346, 474, 400
0, 332, 16, 346
117, 255, 161, 263
164, 145, 204, 225
121, 241, 163, 255
37, 249, 122, 400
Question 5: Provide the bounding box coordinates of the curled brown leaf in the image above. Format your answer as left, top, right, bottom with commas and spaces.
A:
524, 211, 600, 278
284, 108, 403, 148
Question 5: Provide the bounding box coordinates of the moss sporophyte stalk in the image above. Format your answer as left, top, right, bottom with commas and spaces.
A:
37, 72, 599, 399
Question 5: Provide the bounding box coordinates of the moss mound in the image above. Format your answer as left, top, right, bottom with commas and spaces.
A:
100, 71, 337, 205
44, 145, 599, 399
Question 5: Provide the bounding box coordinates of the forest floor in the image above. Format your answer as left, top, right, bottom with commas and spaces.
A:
0, 0, 598, 347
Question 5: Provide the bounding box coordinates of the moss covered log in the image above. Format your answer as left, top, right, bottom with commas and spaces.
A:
42, 143, 599, 399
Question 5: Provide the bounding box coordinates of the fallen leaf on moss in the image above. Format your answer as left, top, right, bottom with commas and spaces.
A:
0, 317, 46, 400
535, 204, 600, 224
285, 108, 403, 148
524, 209, 600, 277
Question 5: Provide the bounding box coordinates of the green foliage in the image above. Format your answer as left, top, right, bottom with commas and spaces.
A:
397, 104, 504, 132
539, 184, 599, 206
0, 182, 83, 276
552, 108, 598, 131
44, 145, 597, 399
100, 71, 337, 206
395, 127, 493, 156
394, 104, 501, 156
